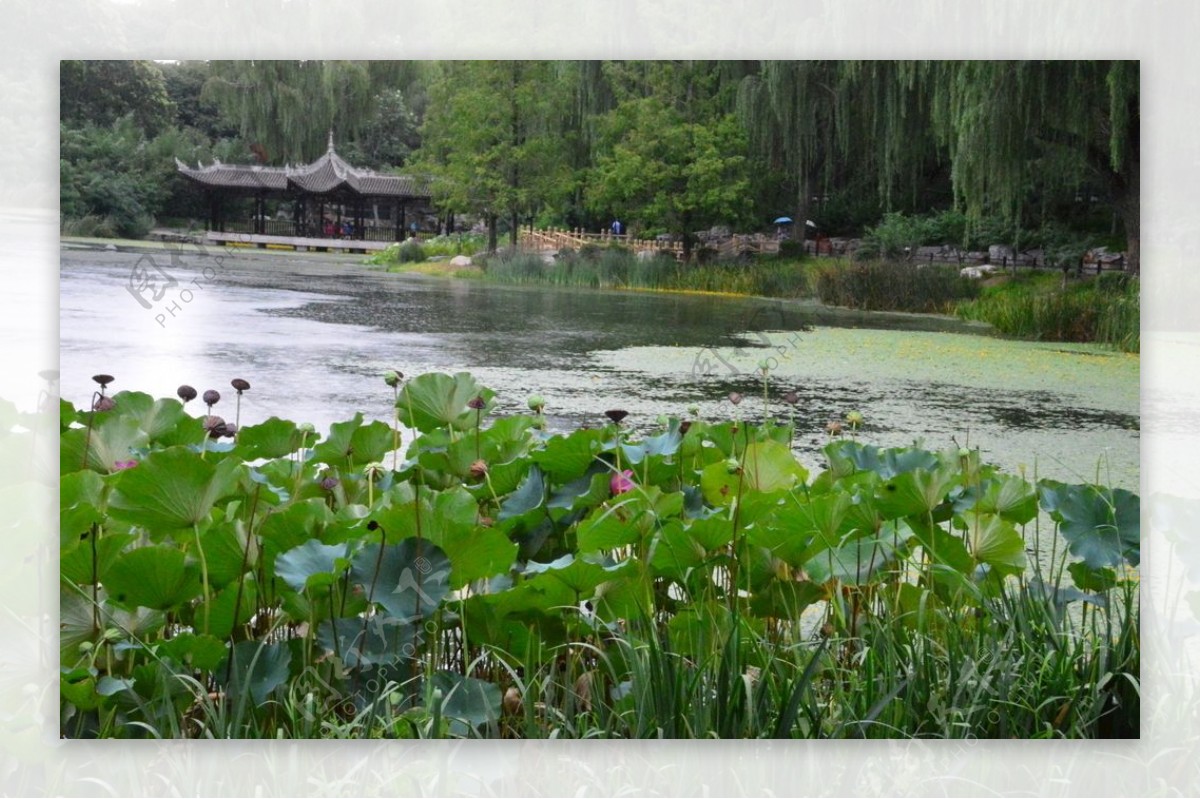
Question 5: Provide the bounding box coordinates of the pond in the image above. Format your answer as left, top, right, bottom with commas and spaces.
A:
59, 247, 1139, 490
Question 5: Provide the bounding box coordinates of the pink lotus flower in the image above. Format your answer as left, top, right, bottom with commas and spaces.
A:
611, 469, 635, 495
113, 459, 138, 471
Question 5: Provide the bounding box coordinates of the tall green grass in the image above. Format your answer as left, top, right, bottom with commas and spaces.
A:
483, 247, 811, 298
955, 273, 1139, 352
815, 260, 981, 313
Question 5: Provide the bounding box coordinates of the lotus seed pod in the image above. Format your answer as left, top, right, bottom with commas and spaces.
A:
383, 370, 403, 388
203, 415, 226, 438
655, 414, 669, 427
231, 378, 251, 393
679, 420, 692, 435
203, 389, 220, 407
177, 384, 197, 403
298, 422, 316, 434
687, 404, 700, 416
92, 374, 114, 389
605, 409, 629, 424
526, 394, 545, 412
845, 410, 864, 427
825, 420, 843, 437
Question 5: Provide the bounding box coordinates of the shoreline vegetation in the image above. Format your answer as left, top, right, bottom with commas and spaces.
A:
58, 236, 1140, 353
60, 371, 1139, 739
368, 242, 1140, 353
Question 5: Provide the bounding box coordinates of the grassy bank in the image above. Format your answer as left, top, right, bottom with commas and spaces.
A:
61, 372, 1138, 738
954, 272, 1140, 353
481, 247, 812, 297
814, 259, 981, 314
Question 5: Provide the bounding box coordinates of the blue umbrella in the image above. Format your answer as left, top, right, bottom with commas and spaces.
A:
773, 216, 793, 224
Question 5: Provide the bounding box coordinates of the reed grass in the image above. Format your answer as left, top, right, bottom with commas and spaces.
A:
815, 259, 981, 313
482, 248, 811, 298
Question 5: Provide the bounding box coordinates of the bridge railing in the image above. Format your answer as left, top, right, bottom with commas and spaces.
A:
518, 226, 787, 261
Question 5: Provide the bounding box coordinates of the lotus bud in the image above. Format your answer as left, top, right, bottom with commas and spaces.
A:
526, 394, 545, 412
605, 409, 628, 424
655, 414, 669, 427
728, 392, 743, 406
845, 410, 863, 429
725, 457, 741, 474
469, 459, 489, 480
757, 359, 771, 373
782, 392, 800, 406
92, 374, 114, 389
467, 396, 487, 410
298, 422, 316, 435
92, 396, 116, 412
203, 389, 220, 408
383, 370, 403, 388
320, 476, 339, 491
687, 404, 700, 416
825, 420, 843, 437
222, 422, 238, 437
679, 420, 692, 435
177, 384, 197, 403
231, 378, 251, 394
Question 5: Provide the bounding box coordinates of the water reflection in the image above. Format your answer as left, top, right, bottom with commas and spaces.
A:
60, 249, 1138, 487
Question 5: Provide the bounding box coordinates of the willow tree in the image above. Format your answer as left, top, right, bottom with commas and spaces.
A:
923, 61, 1140, 274
201, 61, 409, 163
736, 61, 846, 245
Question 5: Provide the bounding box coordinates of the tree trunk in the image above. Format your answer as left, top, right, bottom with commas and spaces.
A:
795, 175, 812, 253
509, 209, 519, 249
1118, 156, 1140, 277
487, 213, 499, 253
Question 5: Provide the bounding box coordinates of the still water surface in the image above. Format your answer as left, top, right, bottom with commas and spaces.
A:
60, 248, 1138, 488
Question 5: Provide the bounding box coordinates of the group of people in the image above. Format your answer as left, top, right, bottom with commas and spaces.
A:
321, 219, 356, 238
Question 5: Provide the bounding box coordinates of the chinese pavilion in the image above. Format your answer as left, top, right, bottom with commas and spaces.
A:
175, 133, 433, 250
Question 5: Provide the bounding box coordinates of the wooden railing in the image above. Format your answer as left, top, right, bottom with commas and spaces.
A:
519, 226, 683, 258
518, 226, 782, 261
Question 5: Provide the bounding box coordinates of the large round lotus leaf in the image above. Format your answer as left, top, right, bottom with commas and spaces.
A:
61, 531, 133, 587
429, 671, 502, 735
396, 372, 496, 434
217, 640, 292, 707
529, 428, 605, 482
701, 440, 807, 506
106, 391, 202, 446
60, 416, 147, 475
1038, 480, 1140, 568
275, 539, 351, 593
350, 539, 451, 622
317, 615, 419, 670
962, 512, 1026, 575
371, 487, 516, 588
310, 412, 397, 467
60, 585, 164, 665
234, 417, 314, 461
194, 576, 259, 639
107, 446, 241, 530
60, 470, 108, 546
102, 545, 203, 610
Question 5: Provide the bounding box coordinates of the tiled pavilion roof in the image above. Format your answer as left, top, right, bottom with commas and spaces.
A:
176, 134, 430, 199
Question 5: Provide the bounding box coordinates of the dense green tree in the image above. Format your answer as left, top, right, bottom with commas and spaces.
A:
60, 60, 174, 135
417, 61, 572, 252
586, 95, 751, 260
338, 88, 421, 170
159, 60, 239, 140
